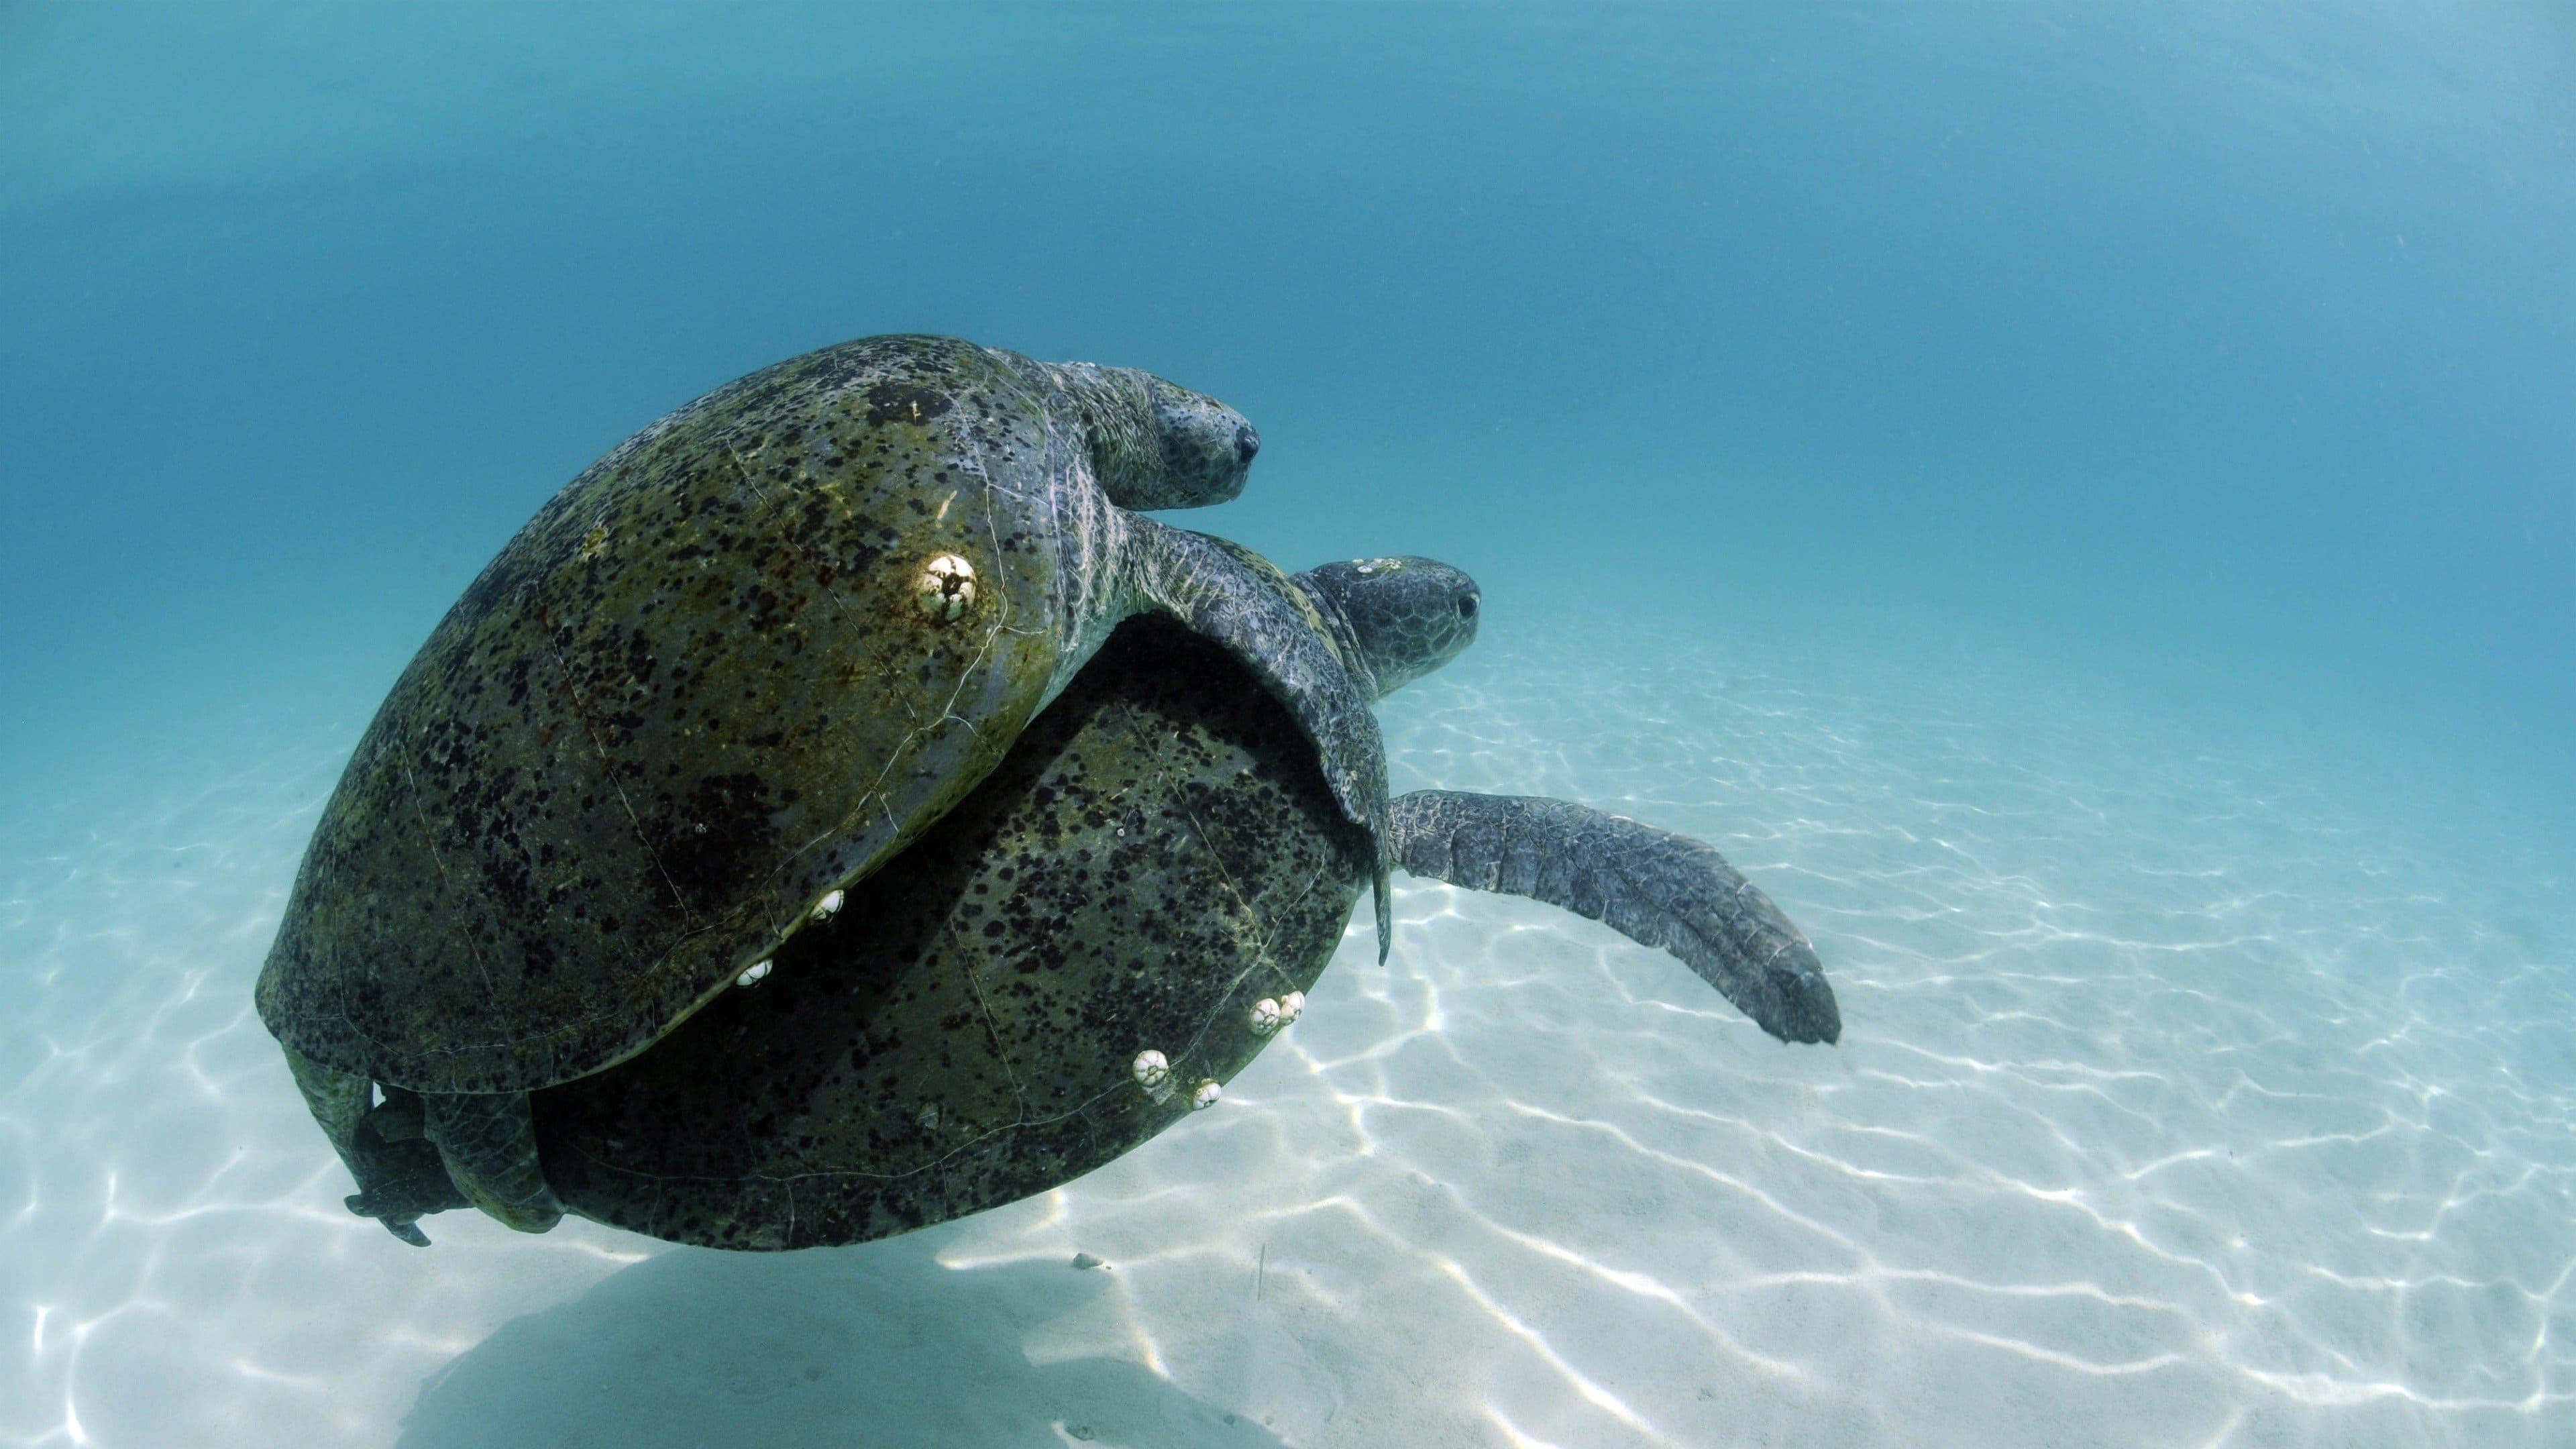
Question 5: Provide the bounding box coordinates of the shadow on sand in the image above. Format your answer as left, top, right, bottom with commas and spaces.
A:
396, 1225, 1287, 1449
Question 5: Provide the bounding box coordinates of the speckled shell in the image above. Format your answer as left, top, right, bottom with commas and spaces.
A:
258, 335, 1119, 1092
529, 616, 1373, 1250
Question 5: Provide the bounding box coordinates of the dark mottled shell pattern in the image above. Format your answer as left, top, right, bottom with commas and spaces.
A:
259, 335, 1114, 1091
531, 618, 1372, 1249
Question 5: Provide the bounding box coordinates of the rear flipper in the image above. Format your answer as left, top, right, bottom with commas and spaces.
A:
283, 1044, 415, 1244
1386, 790, 1839, 1044
344, 1116, 469, 1246
279, 1046, 458, 1246
423, 1091, 565, 1233
331, 1088, 557, 1242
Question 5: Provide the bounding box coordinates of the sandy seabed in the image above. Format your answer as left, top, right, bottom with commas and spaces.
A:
3, 618, 2570, 1449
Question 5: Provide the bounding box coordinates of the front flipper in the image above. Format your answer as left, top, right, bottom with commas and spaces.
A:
1387, 791, 1839, 1044
423, 1091, 564, 1233
1125, 517, 1395, 957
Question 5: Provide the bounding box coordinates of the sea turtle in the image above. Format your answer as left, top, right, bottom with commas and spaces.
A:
343, 555, 1839, 1248
258, 335, 1397, 1244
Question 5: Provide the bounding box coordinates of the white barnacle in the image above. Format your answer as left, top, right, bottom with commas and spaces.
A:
915, 552, 977, 621
1190, 1079, 1223, 1110
1130, 1050, 1171, 1090
1247, 998, 1283, 1036
736, 959, 774, 987
1278, 990, 1305, 1024
810, 888, 845, 922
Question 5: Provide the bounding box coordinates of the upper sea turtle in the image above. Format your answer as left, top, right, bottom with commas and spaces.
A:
343, 555, 1838, 1247
258, 335, 1395, 1241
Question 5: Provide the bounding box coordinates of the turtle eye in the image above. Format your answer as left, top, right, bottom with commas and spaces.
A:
1457, 594, 1479, 619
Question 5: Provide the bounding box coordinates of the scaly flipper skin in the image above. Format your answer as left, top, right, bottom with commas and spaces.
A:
423, 1091, 564, 1232
1386, 790, 1841, 1044
1124, 518, 1395, 957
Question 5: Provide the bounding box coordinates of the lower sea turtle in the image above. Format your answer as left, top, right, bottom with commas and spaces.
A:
343, 555, 1838, 1247
258, 335, 1397, 1243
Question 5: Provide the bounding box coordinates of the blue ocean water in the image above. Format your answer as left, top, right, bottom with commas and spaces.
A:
3, 4, 2571, 1446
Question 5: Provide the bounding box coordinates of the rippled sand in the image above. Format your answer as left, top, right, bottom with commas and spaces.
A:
3, 618, 2569, 1448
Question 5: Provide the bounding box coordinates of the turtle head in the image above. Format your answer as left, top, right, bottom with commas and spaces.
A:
1042, 361, 1259, 510
1292, 557, 1482, 700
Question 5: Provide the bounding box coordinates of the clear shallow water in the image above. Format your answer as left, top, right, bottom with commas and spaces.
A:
5, 617, 2571, 1446
4, 4, 2573, 1448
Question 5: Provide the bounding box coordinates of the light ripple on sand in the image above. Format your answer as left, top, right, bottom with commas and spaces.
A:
0, 619, 2571, 1446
